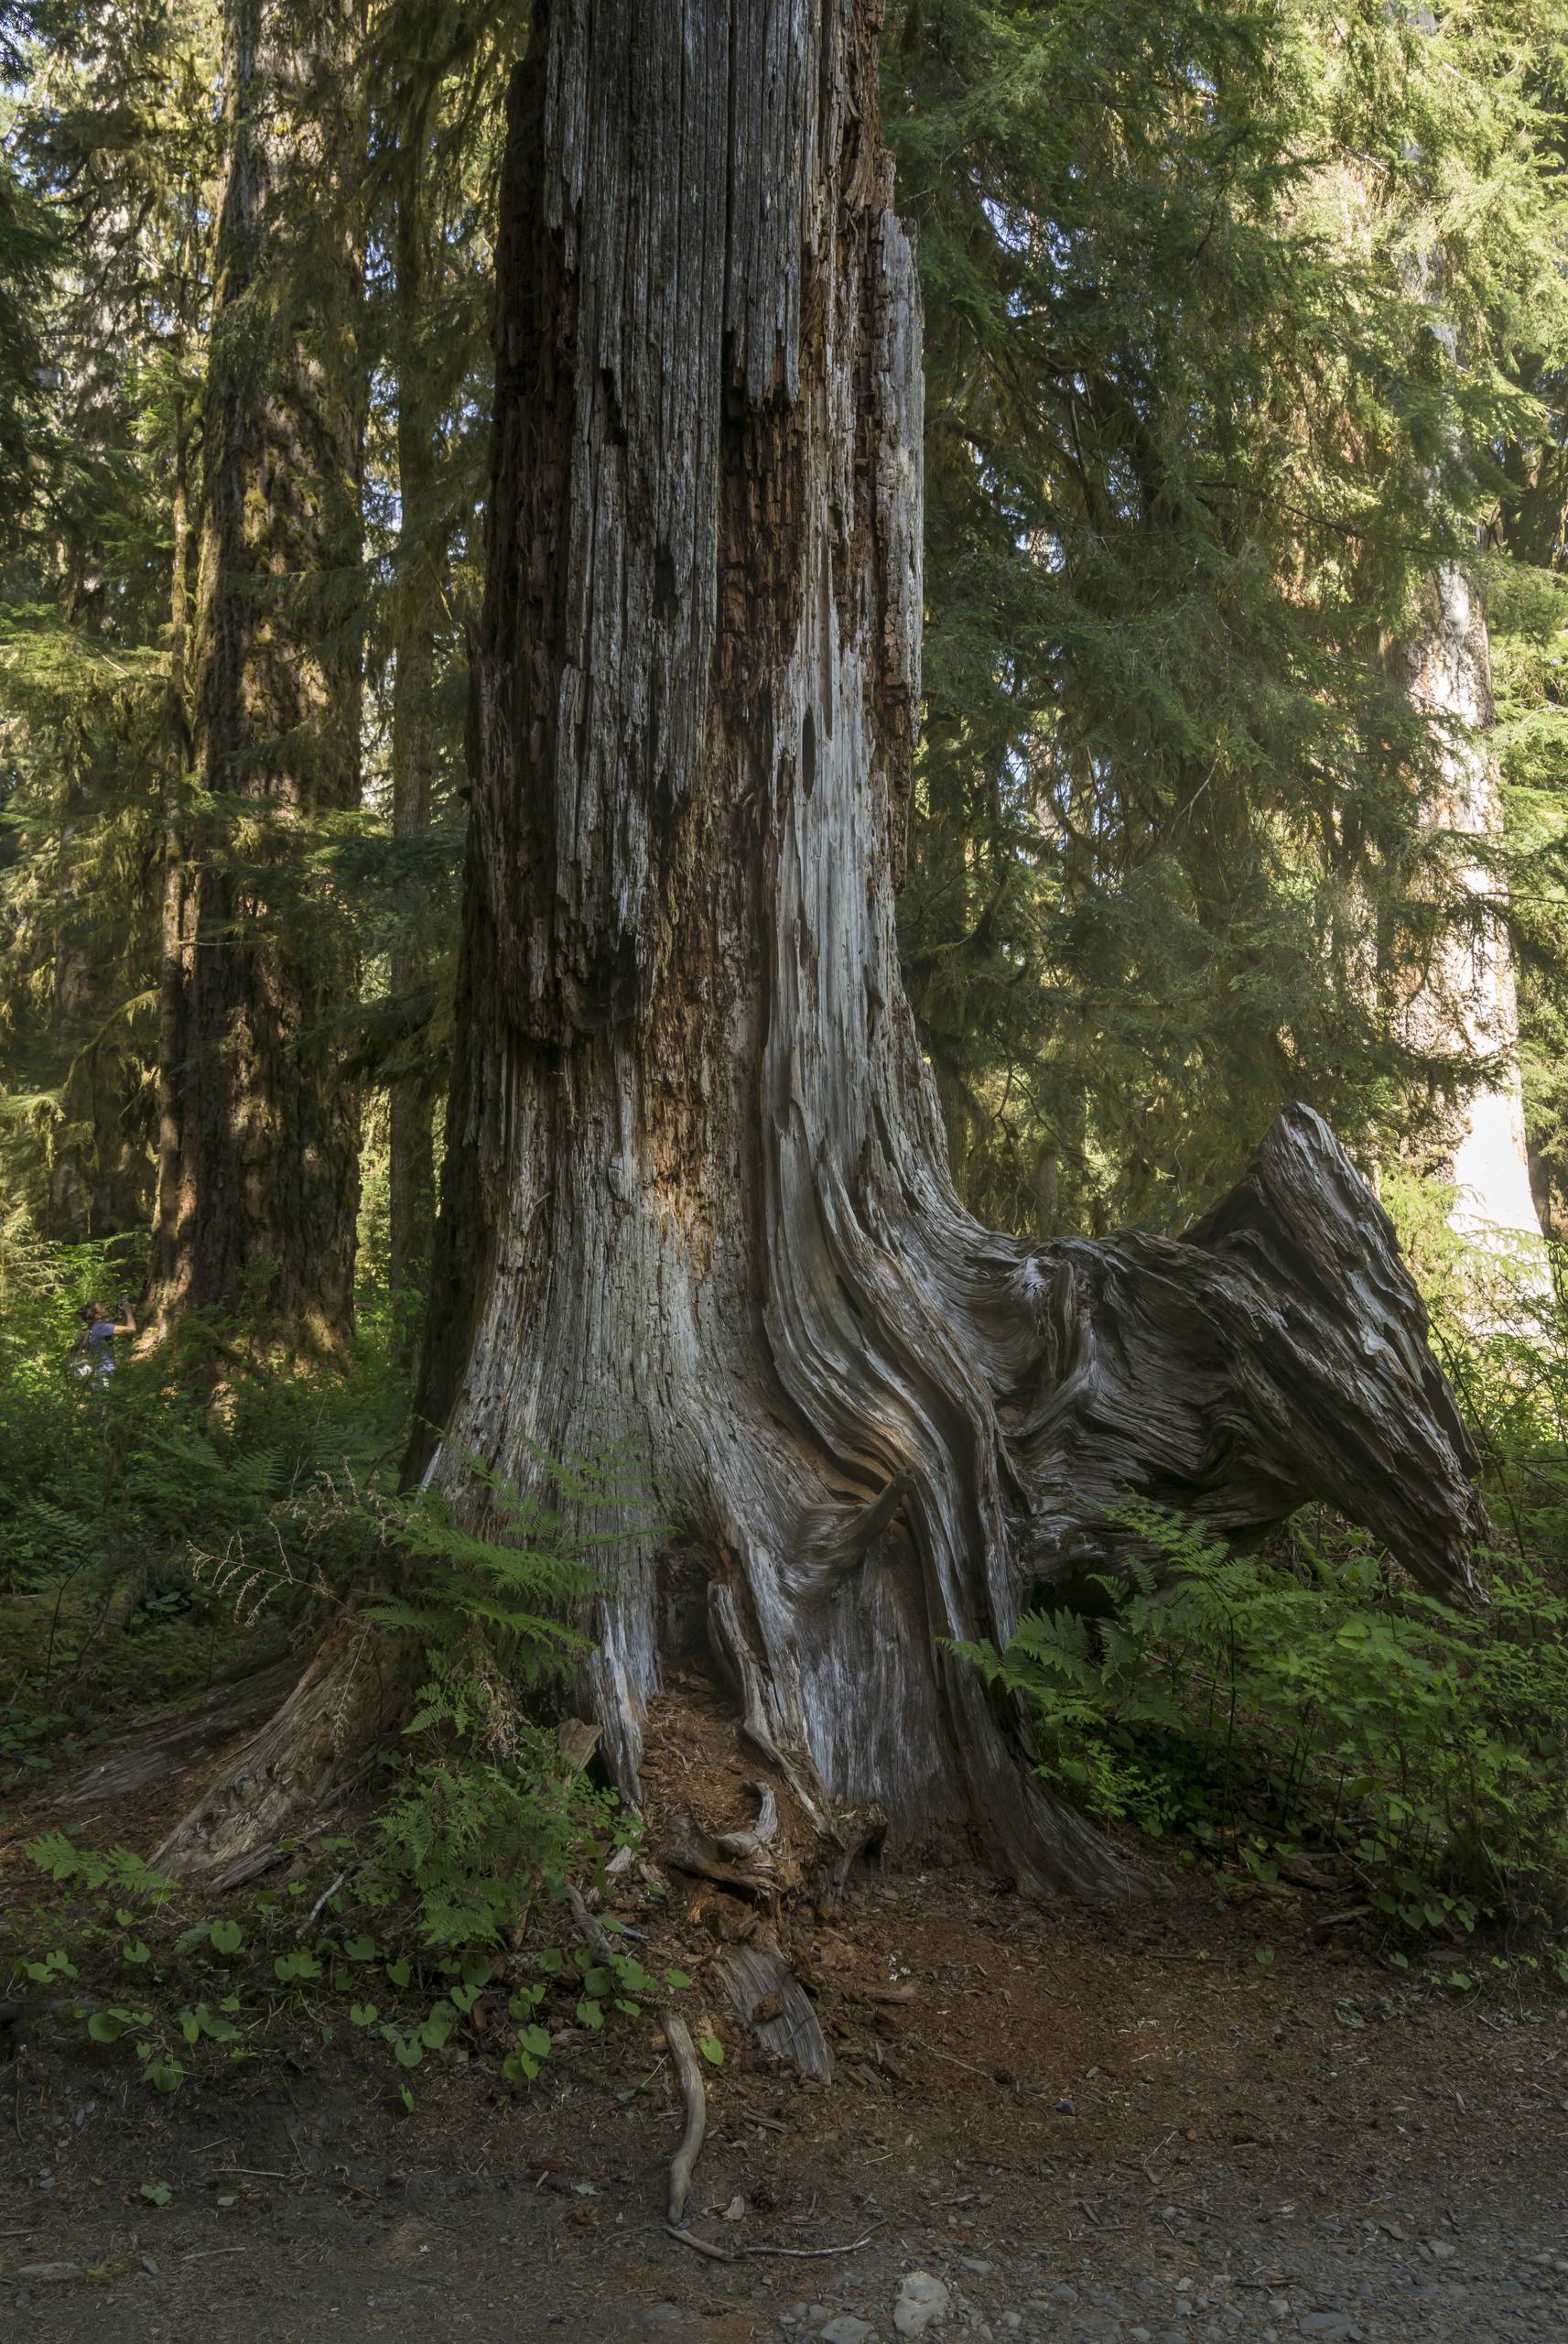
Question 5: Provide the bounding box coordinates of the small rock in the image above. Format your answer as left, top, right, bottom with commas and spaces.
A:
1297, 2317, 1360, 2341
1423, 2241, 1455, 2263
1054, 2096, 1076, 2116
894, 2272, 952, 2339
13, 2265, 82, 2284
642, 2307, 684, 2330
723, 2196, 747, 2222
957, 2258, 991, 2277
820, 2320, 876, 2344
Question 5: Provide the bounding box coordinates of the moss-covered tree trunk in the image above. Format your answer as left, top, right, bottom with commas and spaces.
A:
147, 0, 364, 1348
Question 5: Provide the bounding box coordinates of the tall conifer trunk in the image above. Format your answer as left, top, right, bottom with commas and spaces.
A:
1401, 557, 1544, 1252
158, 0, 1486, 1888
147, 0, 364, 1347
386, 125, 439, 1326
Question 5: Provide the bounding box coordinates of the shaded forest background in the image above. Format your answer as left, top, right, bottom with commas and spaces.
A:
6, 0, 1568, 1278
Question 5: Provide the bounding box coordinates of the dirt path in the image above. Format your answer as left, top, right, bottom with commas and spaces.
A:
5, 1870, 1565, 2341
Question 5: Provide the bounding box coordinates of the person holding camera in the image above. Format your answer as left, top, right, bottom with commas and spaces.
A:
72, 1297, 137, 1383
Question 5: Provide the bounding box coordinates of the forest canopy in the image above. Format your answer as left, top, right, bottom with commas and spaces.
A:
3, 0, 1568, 1262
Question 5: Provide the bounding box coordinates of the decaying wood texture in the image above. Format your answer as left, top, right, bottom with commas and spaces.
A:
397, 0, 1483, 1888
156, 0, 1486, 1890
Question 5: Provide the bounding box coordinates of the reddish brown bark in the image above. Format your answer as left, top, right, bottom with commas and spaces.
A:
147, 0, 364, 1348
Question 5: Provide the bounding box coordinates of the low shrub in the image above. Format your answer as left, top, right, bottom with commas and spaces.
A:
957, 1502, 1568, 1950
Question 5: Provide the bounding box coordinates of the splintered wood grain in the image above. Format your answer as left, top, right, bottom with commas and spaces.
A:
408, 0, 1487, 1906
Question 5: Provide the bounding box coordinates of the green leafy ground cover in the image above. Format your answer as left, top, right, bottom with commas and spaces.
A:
5, 1212, 1568, 2107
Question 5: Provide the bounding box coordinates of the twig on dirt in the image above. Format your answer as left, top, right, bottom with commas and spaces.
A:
620, 2053, 668, 2107
211, 2165, 287, 2180
665, 2224, 880, 2264
1076, 2198, 1122, 2231
666, 2223, 731, 2261
742, 2228, 879, 2260
740, 2106, 791, 2132
663, 2013, 708, 2225
569, 1882, 708, 2227
182, 2247, 245, 2261
297, 1872, 346, 1937
906, 2035, 1003, 2086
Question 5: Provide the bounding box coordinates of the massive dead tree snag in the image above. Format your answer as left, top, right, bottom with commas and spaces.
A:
157, 0, 1483, 1890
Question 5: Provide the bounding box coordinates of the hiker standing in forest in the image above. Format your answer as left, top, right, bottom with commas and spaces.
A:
72, 1298, 136, 1384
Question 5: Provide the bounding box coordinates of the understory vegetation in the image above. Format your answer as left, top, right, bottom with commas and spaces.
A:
6, 1210, 1568, 2061
961, 1219, 1568, 1966
7, 0, 1568, 2126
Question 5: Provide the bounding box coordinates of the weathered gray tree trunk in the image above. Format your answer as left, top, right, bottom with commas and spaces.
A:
402, 0, 1485, 1889
1400, 554, 1544, 1254
146, 0, 365, 1348
157, 0, 1485, 1890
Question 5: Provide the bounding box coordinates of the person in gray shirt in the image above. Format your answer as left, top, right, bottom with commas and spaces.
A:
73, 1297, 137, 1382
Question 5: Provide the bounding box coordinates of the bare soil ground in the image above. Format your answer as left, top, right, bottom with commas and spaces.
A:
4, 1670, 1566, 2343
5, 1862, 1567, 2344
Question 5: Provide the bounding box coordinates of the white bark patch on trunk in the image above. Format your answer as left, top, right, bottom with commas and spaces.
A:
1403, 559, 1543, 1253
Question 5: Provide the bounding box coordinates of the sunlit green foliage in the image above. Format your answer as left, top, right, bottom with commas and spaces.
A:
958, 1501, 1568, 1949
886, 0, 1568, 1232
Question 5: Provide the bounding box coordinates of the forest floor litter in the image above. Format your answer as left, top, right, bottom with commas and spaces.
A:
5, 1837, 1564, 2344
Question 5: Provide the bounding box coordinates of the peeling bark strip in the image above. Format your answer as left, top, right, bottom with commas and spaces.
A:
398, 0, 1484, 1893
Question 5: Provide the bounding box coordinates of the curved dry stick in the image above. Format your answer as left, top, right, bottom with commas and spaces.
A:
663, 2011, 708, 2226
566, 1884, 708, 2225
564, 1882, 617, 1964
